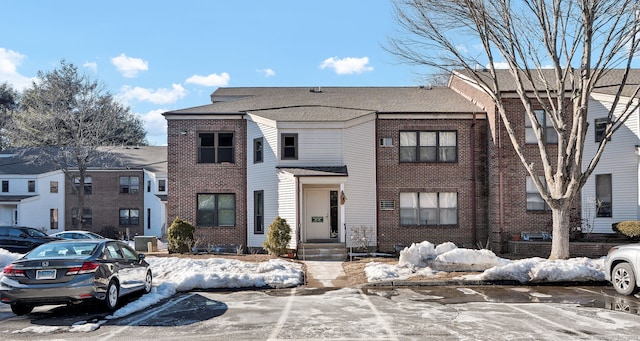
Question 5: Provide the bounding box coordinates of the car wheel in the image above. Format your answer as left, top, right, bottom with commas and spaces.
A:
105, 280, 119, 311
143, 271, 152, 294
11, 303, 33, 315
612, 262, 637, 295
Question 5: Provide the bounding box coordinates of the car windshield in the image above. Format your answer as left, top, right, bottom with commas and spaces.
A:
26, 242, 98, 258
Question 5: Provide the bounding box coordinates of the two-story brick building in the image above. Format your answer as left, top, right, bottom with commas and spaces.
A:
164, 86, 493, 253
0, 146, 167, 239
164, 70, 640, 256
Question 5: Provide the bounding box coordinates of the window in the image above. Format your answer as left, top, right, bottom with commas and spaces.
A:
198, 132, 235, 163
72, 208, 92, 228
281, 133, 298, 160
147, 180, 151, 192
50, 181, 58, 193
119, 208, 140, 225
197, 193, 236, 226
254, 137, 263, 163
526, 176, 550, 211
254, 190, 264, 234
158, 179, 166, 192
74, 177, 92, 194
120, 176, 140, 194
400, 192, 458, 225
379, 137, 393, 147
594, 118, 610, 143
50, 208, 58, 229
28, 180, 35, 193
596, 174, 612, 217
399, 131, 457, 162
525, 110, 558, 144
2, 180, 8, 192
147, 208, 151, 229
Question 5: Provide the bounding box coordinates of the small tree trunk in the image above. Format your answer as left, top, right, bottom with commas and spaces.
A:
549, 206, 571, 260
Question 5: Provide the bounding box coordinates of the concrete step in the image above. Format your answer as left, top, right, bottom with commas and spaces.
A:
298, 243, 346, 261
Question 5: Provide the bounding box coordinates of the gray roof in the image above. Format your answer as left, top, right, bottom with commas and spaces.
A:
277, 166, 349, 177
455, 69, 640, 98
164, 87, 484, 120
0, 146, 167, 175
102, 146, 167, 174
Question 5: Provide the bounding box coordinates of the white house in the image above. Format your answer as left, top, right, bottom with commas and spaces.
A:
582, 86, 640, 234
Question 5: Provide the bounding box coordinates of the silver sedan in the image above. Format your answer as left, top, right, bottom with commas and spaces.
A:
0, 239, 152, 315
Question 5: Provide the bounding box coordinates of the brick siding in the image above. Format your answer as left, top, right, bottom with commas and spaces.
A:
376, 117, 489, 252
65, 170, 145, 238
167, 118, 247, 248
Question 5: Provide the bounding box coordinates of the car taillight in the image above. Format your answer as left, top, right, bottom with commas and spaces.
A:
2, 264, 26, 277
66, 262, 100, 275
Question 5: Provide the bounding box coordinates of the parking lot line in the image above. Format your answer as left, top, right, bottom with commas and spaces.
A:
267, 287, 296, 340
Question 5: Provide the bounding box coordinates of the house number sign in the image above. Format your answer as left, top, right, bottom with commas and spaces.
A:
311, 216, 324, 223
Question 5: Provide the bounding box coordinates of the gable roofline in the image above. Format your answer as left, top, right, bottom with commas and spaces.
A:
452, 68, 640, 98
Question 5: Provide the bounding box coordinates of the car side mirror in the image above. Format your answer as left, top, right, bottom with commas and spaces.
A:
20, 233, 28, 238
138, 253, 146, 261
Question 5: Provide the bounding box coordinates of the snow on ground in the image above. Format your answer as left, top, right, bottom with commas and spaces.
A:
365, 241, 606, 283
0, 239, 609, 331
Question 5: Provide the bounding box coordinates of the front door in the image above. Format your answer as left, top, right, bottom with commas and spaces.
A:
304, 189, 332, 241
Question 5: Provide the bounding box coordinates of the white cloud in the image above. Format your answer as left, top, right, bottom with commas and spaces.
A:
111, 53, 149, 78
490, 62, 510, 69
257, 68, 275, 77
319, 56, 373, 75
185, 72, 230, 87
83, 61, 98, 73
0, 48, 34, 90
137, 108, 168, 146
117, 84, 187, 105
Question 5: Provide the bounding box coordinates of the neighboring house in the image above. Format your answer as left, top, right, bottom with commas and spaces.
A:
0, 146, 167, 239
581, 74, 640, 234
0, 153, 65, 232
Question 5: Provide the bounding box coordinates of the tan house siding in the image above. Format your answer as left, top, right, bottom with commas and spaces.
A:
65, 170, 145, 238
167, 118, 247, 249
376, 117, 489, 252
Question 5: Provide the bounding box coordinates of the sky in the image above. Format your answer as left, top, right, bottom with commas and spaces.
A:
0, 1, 425, 146
0, 240, 608, 333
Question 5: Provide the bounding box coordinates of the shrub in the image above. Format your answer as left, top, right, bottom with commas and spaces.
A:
167, 217, 195, 254
263, 216, 291, 256
612, 221, 640, 239
99, 225, 119, 239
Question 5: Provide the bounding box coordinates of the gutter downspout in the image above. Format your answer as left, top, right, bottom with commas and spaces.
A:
296, 176, 302, 259
471, 112, 477, 247
498, 113, 505, 252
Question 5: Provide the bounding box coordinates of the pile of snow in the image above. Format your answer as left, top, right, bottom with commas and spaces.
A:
366, 241, 606, 283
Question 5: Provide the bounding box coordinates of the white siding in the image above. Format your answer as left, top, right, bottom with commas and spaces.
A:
343, 119, 377, 247
277, 170, 297, 249
277, 128, 344, 166
17, 171, 65, 234
582, 96, 640, 233
143, 170, 167, 238
247, 120, 280, 247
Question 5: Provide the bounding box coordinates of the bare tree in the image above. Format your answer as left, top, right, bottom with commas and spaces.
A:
388, 0, 640, 259
7, 60, 147, 229
0, 83, 19, 150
